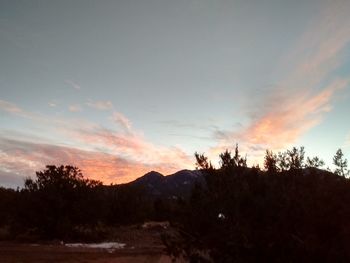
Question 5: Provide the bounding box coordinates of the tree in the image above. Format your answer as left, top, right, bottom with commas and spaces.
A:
264, 150, 278, 173
165, 146, 350, 262
23, 165, 102, 238
287, 146, 305, 170
305, 156, 325, 168
233, 144, 247, 168
195, 152, 212, 170
220, 149, 234, 168
277, 151, 290, 171
25, 165, 101, 191
333, 149, 349, 177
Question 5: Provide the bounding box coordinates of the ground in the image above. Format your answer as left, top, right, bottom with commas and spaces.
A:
0, 224, 185, 263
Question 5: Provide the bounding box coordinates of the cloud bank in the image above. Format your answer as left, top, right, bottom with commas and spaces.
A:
0, 138, 174, 186
0, 100, 192, 187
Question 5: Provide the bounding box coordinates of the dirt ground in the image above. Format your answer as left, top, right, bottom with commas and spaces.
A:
0, 243, 172, 263
0, 224, 185, 263
0, 243, 171, 263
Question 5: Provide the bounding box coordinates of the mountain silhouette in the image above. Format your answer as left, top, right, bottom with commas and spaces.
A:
127, 169, 204, 198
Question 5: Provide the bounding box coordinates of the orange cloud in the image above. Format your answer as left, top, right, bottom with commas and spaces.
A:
72, 126, 192, 168
0, 138, 190, 186
212, 79, 348, 164
211, 1, 350, 163
0, 99, 193, 186
243, 79, 347, 148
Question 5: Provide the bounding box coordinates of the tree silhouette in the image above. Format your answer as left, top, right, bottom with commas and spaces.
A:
305, 156, 325, 168
165, 146, 350, 263
277, 151, 290, 171
194, 152, 212, 170
24, 165, 101, 191
264, 150, 278, 173
233, 143, 247, 168
333, 149, 349, 177
287, 146, 305, 170
219, 149, 234, 168
23, 165, 102, 238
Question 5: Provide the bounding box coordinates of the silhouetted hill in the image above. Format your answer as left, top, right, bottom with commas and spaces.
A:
120, 167, 335, 199
127, 169, 204, 198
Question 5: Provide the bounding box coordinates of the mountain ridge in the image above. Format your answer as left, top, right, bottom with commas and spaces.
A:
126, 169, 204, 198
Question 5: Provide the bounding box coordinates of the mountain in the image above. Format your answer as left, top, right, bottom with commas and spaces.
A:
127, 169, 204, 198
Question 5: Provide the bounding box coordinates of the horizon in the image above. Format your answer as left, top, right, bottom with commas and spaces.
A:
1, 0, 350, 188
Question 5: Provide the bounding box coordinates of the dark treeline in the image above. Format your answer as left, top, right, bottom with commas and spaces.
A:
164, 145, 350, 262
0, 165, 184, 241
0, 145, 350, 262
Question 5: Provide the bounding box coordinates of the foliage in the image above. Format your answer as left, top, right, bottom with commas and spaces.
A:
164, 146, 350, 263
0, 165, 166, 240
333, 148, 349, 177
287, 146, 305, 170
24, 165, 101, 191
0, 145, 350, 263
219, 144, 247, 170
264, 150, 278, 173
306, 156, 325, 168
18, 165, 103, 239
195, 152, 212, 170
277, 151, 289, 171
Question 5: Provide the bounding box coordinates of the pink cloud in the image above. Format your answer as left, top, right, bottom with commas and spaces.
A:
0, 99, 193, 184
212, 1, 350, 163
72, 126, 192, 168
212, 79, 348, 165
0, 138, 191, 186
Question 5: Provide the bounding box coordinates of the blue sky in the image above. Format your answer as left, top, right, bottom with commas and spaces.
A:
1, 0, 350, 187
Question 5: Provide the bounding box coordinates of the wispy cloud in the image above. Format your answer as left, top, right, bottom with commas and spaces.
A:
71, 125, 192, 168
0, 99, 90, 129
0, 99, 23, 114
65, 79, 81, 90
69, 104, 82, 112
158, 119, 219, 131
212, 1, 350, 161
214, 79, 348, 155
0, 99, 34, 119
48, 101, 57, 107
112, 112, 133, 132
86, 100, 114, 111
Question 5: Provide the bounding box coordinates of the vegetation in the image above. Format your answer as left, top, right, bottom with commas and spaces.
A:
0, 146, 349, 262
164, 146, 350, 262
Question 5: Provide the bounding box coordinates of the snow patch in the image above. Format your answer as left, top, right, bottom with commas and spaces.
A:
65, 242, 126, 253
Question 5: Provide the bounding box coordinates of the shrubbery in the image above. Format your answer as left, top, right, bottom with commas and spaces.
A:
0, 146, 349, 263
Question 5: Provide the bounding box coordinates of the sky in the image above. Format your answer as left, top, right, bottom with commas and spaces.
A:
1, 0, 350, 188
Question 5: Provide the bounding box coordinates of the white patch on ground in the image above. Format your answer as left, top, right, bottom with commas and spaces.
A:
65, 242, 126, 253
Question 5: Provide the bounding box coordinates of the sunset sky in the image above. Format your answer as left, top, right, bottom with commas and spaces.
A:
1, 0, 350, 187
